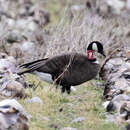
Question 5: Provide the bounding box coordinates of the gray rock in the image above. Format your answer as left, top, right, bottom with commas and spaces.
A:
0, 80, 26, 98
6, 18, 16, 29
27, 96, 43, 104
114, 78, 129, 90
103, 101, 110, 109
0, 58, 17, 73
104, 63, 114, 71
42, 116, 50, 121
61, 127, 77, 130
71, 86, 77, 92
16, 19, 38, 31
106, 114, 117, 123
126, 0, 130, 10
0, 99, 30, 130
106, 0, 125, 14
72, 117, 86, 123
108, 58, 124, 66
107, 94, 130, 112
21, 41, 35, 54
6, 30, 22, 43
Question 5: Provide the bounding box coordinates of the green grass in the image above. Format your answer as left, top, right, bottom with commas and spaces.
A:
19, 74, 120, 130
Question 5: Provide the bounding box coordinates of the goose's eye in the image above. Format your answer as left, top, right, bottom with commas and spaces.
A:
2, 55, 6, 59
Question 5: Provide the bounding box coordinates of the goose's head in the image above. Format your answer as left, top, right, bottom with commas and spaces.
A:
87, 41, 106, 60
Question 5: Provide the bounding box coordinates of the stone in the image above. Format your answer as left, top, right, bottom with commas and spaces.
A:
126, 0, 130, 10
16, 19, 38, 31
108, 58, 124, 66
0, 58, 17, 73
71, 5, 86, 17
6, 18, 16, 29
72, 117, 86, 123
107, 94, 130, 112
0, 80, 26, 98
71, 86, 77, 92
106, 0, 125, 14
103, 101, 110, 109
114, 78, 129, 90
120, 102, 130, 117
61, 127, 77, 130
42, 116, 50, 121
21, 41, 35, 54
0, 99, 30, 130
34, 9, 50, 26
106, 114, 117, 123
6, 30, 23, 43
27, 96, 43, 104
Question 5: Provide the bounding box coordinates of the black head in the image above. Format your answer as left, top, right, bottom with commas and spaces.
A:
87, 41, 106, 57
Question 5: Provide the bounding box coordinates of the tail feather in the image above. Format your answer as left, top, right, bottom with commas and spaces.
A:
18, 58, 48, 75
19, 58, 48, 68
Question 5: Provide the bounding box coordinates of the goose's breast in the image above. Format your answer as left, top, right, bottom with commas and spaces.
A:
62, 63, 100, 85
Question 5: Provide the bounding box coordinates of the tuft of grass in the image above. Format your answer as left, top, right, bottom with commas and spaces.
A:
19, 75, 120, 130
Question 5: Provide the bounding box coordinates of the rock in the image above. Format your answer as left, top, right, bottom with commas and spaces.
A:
72, 117, 86, 123
6, 30, 23, 43
126, 0, 130, 10
71, 86, 77, 92
0, 99, 30, 130
106, 0, 125, 14
71, 5, 86, 17
27, 96, 43, 104
95, 81, 104, 88
114, 78, 129, 90
103, 87, 124, 100
106, 114, 117, 123
0, 58, 17, 73
28, 21, 38, 31
34, 9, 50, 26
61, 127, 77, 130
104, 62, 114, 71
107, 94, 130, 112
108, 58, 124, 66
42, 116, 50, 121
122, 72, 130, 80
16, 19, 38, 31
10, 43, 24, 64
120, 101, 130, 120
6, 18, 16, 29
103, 101, 110, 109
21, 41, 35, 54
121, 63, 130, 72
126, 124, 130, 130
0, 80, 26, 98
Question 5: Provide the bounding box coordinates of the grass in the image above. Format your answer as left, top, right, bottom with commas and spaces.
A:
19, 74, 120, 130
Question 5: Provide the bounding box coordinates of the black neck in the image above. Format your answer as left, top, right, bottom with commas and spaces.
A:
88, 58, 97, 62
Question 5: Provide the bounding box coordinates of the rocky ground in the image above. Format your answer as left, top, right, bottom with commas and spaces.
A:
0, 0, 130, 130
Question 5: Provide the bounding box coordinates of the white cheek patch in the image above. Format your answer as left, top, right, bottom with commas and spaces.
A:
92, 43, 98, 51
33, 71, 53, 84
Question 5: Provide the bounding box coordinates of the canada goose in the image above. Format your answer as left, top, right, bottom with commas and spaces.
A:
18, 41, 106, 94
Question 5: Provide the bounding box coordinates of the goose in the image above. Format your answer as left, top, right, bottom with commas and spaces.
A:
18, 41, 106, 94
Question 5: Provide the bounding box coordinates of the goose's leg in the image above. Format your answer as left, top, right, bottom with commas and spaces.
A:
61, 86, 66, 93
66, 86, 71, 94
